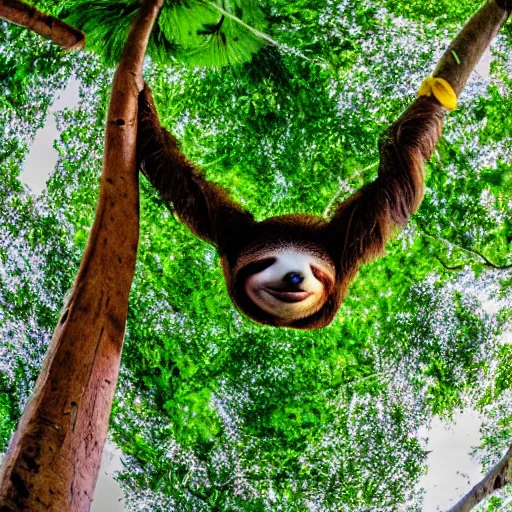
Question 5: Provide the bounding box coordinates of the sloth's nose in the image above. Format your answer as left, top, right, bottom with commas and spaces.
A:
283, 272, 304, 286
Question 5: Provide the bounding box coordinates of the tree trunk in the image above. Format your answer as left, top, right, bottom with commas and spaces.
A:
0, 0, 163, 510
447, 444, 512, 512
0, 0, 85, 51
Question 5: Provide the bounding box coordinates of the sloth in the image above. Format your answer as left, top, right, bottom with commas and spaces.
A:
137, 0, 511, 329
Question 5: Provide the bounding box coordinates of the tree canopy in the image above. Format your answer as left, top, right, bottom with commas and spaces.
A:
1, 0, 512, 510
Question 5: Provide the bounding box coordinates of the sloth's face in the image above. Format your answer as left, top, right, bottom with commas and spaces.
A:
242, 250, 335, 323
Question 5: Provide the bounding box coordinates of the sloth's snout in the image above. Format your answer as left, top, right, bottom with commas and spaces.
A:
283, 271, 304, 286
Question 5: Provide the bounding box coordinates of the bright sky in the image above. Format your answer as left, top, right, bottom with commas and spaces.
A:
19, 78, 80, 195
91, 441, 125, 512
18, 51, 497, 511
419, 410, 483, 511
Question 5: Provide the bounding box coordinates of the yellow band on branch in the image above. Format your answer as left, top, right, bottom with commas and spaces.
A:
417, 76, 458, 110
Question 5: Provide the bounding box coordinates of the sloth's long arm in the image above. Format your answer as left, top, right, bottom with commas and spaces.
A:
328, 0, 510, 272
137, 83, 254, 250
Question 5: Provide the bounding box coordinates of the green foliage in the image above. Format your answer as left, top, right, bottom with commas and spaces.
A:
483, 496, 507, 511
1, 0, 512, 509
61, 0, 268, 67
0, 381, 16, 453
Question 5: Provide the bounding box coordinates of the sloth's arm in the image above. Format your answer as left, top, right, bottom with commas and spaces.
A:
137, 83, 254, 251
329, 0, 510, 272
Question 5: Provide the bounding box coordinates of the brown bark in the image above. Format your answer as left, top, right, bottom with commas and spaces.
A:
433, 0, 509, 96
0, 0, 85, 51
447, 444, 512, 512
0, 0, 163, 510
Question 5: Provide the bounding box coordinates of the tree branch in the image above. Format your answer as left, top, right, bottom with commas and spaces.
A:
419, 225, 512, 270
0, 0, 162, 510
433, 0, 509, 96
433, 255, 465, 271
323, 162, 379, 217
447, 444, 512, 512
0, 0, 85, 50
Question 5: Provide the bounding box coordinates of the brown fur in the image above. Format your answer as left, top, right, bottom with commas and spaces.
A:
136, 0, 510, 329
137, 88, 443, 329
497, 0, 512, 9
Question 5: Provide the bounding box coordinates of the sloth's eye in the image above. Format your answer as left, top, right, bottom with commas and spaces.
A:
242, 257, 276, 276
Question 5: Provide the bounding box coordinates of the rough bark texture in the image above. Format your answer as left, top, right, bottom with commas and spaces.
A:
447, 445, 512, 512
0, 0, 162, 510
0, 0, 85, 51
433, 0, 509, 95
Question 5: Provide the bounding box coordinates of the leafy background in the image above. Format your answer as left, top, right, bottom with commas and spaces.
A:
1, 0, 512, 510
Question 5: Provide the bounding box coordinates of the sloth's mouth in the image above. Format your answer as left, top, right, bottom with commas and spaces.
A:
265, 288, 311, 303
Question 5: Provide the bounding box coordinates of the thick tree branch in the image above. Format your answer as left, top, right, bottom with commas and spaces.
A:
447, 444, 512, 512
0, 0, 85, 50
0, 0, 162, 510
433, 0, 509, 96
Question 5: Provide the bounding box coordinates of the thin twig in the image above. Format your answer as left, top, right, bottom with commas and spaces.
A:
323, 161, 379, 217
323, 176, 345, 217
419, 225, 512, 270
205, 0, 329, 66
200, 154, 228, 168
205, 1, 280, 48
433, 255, 465, 271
